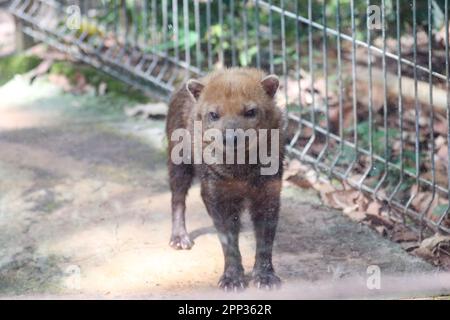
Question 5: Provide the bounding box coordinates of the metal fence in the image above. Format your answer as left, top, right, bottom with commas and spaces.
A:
10, 0, 450, 239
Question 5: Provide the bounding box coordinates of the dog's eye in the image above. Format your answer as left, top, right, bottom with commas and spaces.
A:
209, 111, 220, 121
244, 108, 257, 118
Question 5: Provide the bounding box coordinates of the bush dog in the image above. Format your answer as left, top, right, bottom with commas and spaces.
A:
166, 68, 283, 290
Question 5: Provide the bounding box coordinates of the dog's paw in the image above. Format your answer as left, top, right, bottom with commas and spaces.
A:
252, 271, 282, 290
218, 272, 247, 292
169, 233, 194, 250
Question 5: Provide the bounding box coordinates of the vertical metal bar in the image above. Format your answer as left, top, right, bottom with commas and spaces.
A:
358, 0, 374, 188
151, 0, 157, 45
243, 0, 249, 66
133, 0, 139, 47
294, 0, 302, 136
344, 0, 358, 177
218, 0, 224, 66
405, 0, 421, 217
122, 0, 128, 46
207, 0, 212, 69
15, 0, 37, 51
440, 0, 450, 228
230, 0, 237, 67
301, 0, 316, 160
172, 0, 179, 61
388, 0, 405, 211
129, 1, 142, 66
88, 1, 107, 53
104, 0, 119, 58
194, 0, 202, 69
289, 0, 303, 149
183, 0, 190, 74
80, 0, 86, 15
281, 0, 287, 107
114, 0, 129, 62
374, 0, 389, 194
268, 0, 274, 74
419, 0, 436, 238
317, 1, 330, 165
255, 0, 261, 69
330, 0, 344, 174
151, 0, 169, 78
162, 0, 168, 57
114, 0, 119, 36
142, 0, 148, 45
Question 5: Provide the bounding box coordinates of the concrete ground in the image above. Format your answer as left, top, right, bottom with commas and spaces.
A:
0, 74, 448, 299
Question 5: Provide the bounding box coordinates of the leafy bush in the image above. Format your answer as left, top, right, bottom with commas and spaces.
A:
0, 54, 42, 86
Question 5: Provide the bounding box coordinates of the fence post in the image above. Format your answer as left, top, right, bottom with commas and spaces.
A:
14, 17, 34, 52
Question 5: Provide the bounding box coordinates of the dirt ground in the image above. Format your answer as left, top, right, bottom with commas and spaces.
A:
0, 74, 448, 299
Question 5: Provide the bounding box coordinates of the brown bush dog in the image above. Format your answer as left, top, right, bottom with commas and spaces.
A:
166, 68, 283, 291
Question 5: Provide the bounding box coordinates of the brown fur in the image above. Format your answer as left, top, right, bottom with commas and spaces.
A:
166, 67, 284, 290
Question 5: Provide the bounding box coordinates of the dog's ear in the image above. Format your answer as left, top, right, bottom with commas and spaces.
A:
260, 75, 279, 98
186, 79, 205, 101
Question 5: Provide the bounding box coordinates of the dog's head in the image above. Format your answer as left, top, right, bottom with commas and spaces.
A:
186, 68, 281, 149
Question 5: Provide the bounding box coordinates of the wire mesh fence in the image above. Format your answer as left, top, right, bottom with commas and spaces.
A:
9, 0, 450, 238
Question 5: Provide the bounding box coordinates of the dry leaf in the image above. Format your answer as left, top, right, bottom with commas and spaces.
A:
374, 225, 388, 237
400, 241, 419, 252
283, 158, 303, 180
364, 213, 394, 229
366, 201, 382, 216
343, 208, 366, 222
420, 234, 450, 252
391, 225, 418, 243
125, 102, 168, 119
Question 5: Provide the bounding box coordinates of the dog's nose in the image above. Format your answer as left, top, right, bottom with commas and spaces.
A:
223, 132, 238, 147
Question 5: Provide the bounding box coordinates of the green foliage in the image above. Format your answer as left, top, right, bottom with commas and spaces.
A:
355, 121, 417, 171
90, 0, 450, 72
432, 204, 448, 220
49, 61, 149, 103
0, 54, 42, 86
327, 120, 422, 195
146, 30, 199, 53
355, 121, 400, 157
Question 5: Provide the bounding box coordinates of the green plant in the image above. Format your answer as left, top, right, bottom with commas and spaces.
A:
49, 61, 149, 103
0, 54, 42, 86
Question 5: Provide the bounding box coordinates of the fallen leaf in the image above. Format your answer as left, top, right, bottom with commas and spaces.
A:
374, 225, 388, 237
414, 234, 450, 267
283, 158, 303, 180
343, 207, 366, 221
400, 241, 419, 252
125, 102, 168, 119
391, 225, 419, 243
420, 234, 450, 252
286, 175, 313, 189
366, 201, 382, 216
364, 213, 394, 229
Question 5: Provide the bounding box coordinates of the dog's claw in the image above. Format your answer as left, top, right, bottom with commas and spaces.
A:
253, 272, 282, 290
218, 273, 247, 292
169, 233, 194, 250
